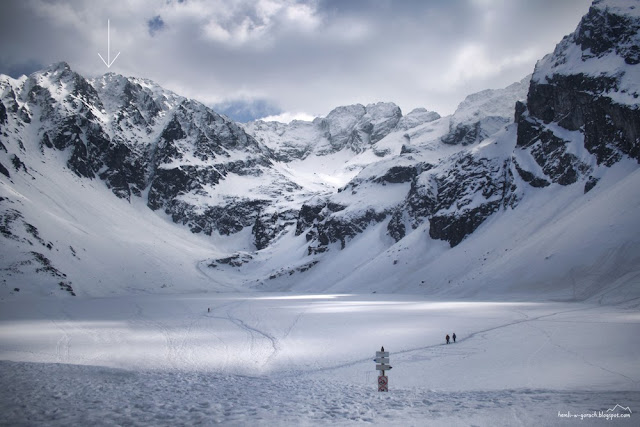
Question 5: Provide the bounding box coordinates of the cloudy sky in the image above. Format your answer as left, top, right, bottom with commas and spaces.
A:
0, 0, 592, 122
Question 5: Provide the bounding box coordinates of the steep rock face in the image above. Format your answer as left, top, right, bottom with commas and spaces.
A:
287, 73, 532, 253
245, 102, 411, 161
443, 77, 529, 146
0, 63, 297, 249
244, 120, 315, 162
397, 108, 440, 130
21, 63, 111, 181
516, 0, 640, 187
294, 128, 520, 252
427, 154, 517, 247
295, 197, 387, 254
316, 102, 402, 153
143, 97, 273, 237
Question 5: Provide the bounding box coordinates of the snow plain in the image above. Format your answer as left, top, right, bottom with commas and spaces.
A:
1, 293, 639, 426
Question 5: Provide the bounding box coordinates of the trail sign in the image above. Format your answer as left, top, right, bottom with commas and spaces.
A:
378, 375, 388, 392
375, 346, 391, 391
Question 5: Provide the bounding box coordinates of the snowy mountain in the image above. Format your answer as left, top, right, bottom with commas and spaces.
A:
1, 0, 639, 301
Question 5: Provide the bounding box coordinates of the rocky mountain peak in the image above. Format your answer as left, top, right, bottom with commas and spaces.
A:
1, 0, 639, 297
441, 76, 529, 146
397, 108, 440, 130
516, 0, 640, 190
576, 0, 640, 64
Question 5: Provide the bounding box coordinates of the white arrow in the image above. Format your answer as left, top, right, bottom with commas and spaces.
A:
98, 19, 121, 68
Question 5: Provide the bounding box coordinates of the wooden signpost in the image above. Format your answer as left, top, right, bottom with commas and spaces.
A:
374, 346, 392, 392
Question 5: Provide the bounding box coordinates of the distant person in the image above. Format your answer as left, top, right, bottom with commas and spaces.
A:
446, 334, 450, 344
452, 333, 456, 343
208, 307, 210, 313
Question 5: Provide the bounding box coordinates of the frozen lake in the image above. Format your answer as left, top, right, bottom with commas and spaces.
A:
1, 293, 639, 425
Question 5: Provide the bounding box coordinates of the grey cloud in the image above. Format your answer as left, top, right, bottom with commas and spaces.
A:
213, 98, 282, 122
148, 15, 165, 37
0, 0, 593, 117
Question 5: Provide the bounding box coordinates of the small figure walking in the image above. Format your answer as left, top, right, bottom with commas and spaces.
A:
208, 307, 211, 313
452, 333, 456, 343
446, 334, 450, 344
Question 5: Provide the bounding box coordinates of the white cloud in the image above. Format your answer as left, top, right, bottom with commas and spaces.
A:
175, 0, 322, 46
261, 111, 316, 124
443, 43, 541, 88
283, 3, 321, 32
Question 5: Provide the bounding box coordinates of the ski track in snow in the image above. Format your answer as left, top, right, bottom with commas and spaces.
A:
1, 295, 639, 426
225, 301, 280, 369
286, 303, 602, 379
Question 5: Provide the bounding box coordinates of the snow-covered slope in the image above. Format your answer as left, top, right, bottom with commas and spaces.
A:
1, 0, 639, 302
1, 294, 639, 425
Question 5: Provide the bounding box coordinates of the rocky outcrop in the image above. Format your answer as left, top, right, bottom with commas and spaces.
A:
0, 62, 291, 247
315, 102, 402, 153
515, 0, 640, 187
396, 108, 440, 130
442, 78, 529, 146
426, 155, 516, 247
293, 148, 517, 250
245, 102, 410, 161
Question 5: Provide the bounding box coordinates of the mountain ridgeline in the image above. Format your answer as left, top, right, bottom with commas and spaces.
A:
1, 0, 639, 298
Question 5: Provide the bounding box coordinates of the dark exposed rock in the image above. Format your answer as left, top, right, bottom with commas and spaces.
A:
24, 223, 47, 247
518, 1, 640, 178
429, 201, 501, 247
296, 202, 326, 238
11, 154, 27, 173
0, 162, 9, 178
426, 155, 517, 247
252, 213, 272, 250
442, 121, 483, 146
584, 175, 600, 193
406, 176, 438, 226
208, 253, 253, 268
148, 165, 223, 211
524, 76, 639, 166
160, 115, 186, 146
0, 100, 6, 124
294, 150, 515, 250
374, 165, 419, 184
266, 260, 320, 280
399, 144, 415, 155
516, 104, 592, 185
30, 252, 65, 278
3, 64, 274, 242
252, 210, 297, 250
98, 141, 146, 200
575, 3, 640, 64
0, 209, 22, 239
296, 199, 386, 252
387, 209, 406, 243
58, 281, 76, 296
164, 198, 268, 237
513, 159, 550, 188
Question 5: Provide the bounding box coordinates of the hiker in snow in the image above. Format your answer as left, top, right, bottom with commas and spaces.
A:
446, 334, 450, 344
208, 307, 210, 313
452, 333, 456, 343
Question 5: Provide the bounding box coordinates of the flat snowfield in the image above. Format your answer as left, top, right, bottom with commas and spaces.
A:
1, 294, 639, 426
